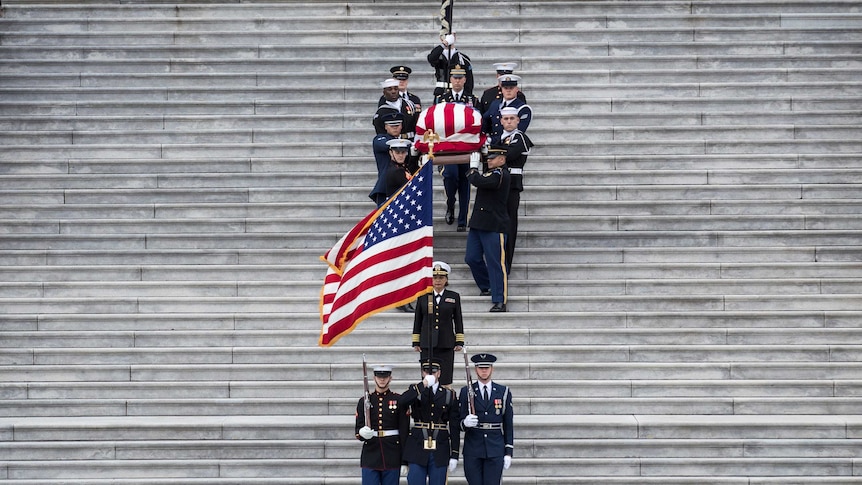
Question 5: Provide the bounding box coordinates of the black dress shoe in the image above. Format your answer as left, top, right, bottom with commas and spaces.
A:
479, 289, 491, 296
456, 225, 466, 232
490, 303, 507, 312
445, 208, 454, 225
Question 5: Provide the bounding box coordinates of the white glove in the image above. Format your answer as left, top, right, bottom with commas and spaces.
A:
423, 374, 437, 387
418, 154, 430, 168
469, 152, 481, 170
503, 455, 511, 470
401, 465, 409, 476
448, 458, 458, 472
481, 142, 489, 155
358, 426, 375, 440
463, 414, 478, 428
444, 33, 456, 46
410, 145, 419, 157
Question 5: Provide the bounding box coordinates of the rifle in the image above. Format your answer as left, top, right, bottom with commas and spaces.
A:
362, 354, 372, 429
463, 346, 475, 414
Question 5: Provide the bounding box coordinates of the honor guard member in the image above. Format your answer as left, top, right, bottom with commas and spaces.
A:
399, 358, 461, 485
356, 364, 410, 485
491, 107, 534, 273
459, 353, 514, 485
386, 65, 422, 114
465, 145, 511, 312
482, 74, 532, 138
412, 261, 465, 386
479, 62, 527, 116
384, 138, 416, 200
373, 78, 419, 139
428, 32, 474, 104
370, 112, 405, 206
438, 64, 478, 232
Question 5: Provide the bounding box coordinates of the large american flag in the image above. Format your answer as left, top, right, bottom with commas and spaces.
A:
318, 161, 434, 347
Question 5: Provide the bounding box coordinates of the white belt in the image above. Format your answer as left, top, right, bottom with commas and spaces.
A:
509, 168, 523, 175
436, 81, 450, 88
375, 429, 400, 437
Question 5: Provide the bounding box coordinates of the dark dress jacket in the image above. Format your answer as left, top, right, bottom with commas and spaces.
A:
467, 166, 510, 234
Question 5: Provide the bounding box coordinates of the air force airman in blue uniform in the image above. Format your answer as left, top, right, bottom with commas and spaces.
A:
458, 353, 514, 485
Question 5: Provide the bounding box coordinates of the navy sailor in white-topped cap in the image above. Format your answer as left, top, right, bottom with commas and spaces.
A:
459, 353, 514, 485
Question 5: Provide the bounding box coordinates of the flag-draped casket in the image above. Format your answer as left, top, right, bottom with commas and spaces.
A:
414, 102, 487, 160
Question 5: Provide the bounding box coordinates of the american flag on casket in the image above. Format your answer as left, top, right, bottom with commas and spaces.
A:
413, 102, 487, 154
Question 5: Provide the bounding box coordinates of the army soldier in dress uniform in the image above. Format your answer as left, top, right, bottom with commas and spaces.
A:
482, 74, 532, 138
387, 65, 422, 115
373, 78, 419, 139
478, 62, 527, 116
491, 106, 534, 273
356, 364, 410, 485
465, 145, 511, 312
459, 353, 514, 485
412, 261, 465, 386
428, 33, 474, 104
400, 358, 461, 485
438, 64, 479, 232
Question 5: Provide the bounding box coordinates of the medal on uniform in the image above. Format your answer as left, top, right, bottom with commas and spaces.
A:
388, 400, 397, 410
495, 398, 502, 415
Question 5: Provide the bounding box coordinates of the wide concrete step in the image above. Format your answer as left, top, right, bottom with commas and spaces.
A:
2, 124, 862, 147
0, 261, 860, 282
2, 229, 862, 253
3, 326, 862, 348
5, 378, 859, 401
3, 110, 861, 135
7, 214, 862, 235
5, 1, 861, 16
2, 437, 859, 462
1, 414, 860, 440
2, 361, 861, 382
4, 308, 860, 332
2, 81, 860, 103
4, 395, 862, 417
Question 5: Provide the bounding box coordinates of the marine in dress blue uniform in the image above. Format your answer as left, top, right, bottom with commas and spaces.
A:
356, 365, 410, 485
465, 145, 511, 312
399, 358, 461, 485
459, 354, 514, 485
412, 261, 465, 386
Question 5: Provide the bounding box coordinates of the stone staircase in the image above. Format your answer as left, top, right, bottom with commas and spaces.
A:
1, 0, 862, 483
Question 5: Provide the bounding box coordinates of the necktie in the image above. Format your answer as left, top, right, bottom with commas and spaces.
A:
483, 386, 489, 402
455, 94, 460, 102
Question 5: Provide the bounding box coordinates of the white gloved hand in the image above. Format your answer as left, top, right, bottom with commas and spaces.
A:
448, 458, 458, 472
423, 374, 437, 387
358, 426, 375, 440
410, 145, 419, 157
503, 455, 512, 470
469, 152, 481, 170
463, 414, 478, 428
444, 33, 456, 46
418, 154, 430, 168
481, 142, 489, 156
401, 465, 409, 476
